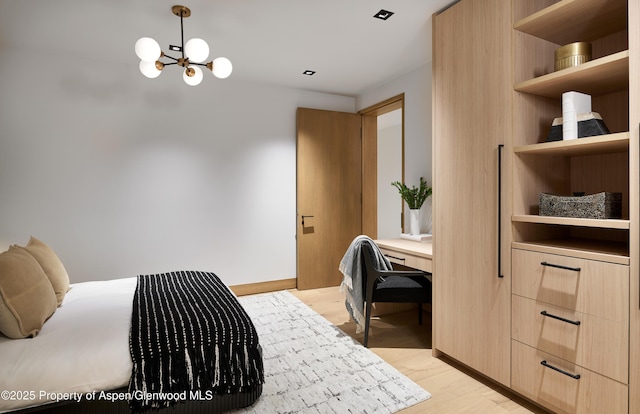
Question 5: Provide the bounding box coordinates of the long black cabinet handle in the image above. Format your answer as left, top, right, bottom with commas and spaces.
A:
541, 310, 581, 326
498, 144, 504, 278
540, 360, 581, 380
540, 261, 581, 272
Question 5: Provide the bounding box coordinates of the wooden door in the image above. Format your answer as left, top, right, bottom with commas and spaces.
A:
432, 0, 512, 386
296, 108, 362, 290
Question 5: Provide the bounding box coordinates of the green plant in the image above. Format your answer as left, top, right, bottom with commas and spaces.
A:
391, 177, 432, 209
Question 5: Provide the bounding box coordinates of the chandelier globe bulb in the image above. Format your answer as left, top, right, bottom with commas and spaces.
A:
211, 57, 233, 79
185, 38, 209, 63
135, 37, 161, 62
183, 66, 203, 86
139, 60, 162, 78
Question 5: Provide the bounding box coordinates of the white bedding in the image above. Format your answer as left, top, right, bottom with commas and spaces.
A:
0, 277, 136, 412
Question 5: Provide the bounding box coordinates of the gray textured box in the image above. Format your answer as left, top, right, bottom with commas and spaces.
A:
539, 192, 622, 219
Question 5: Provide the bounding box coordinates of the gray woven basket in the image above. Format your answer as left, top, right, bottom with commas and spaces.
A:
539, 192, 622, 219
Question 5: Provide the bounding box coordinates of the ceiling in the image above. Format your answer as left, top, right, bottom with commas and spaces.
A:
0, 0, 456, 97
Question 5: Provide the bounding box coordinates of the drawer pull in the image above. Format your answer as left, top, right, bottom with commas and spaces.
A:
384, 254, 405, 262
540, 360, 581, 379
540, 310, 581, 326
540, 261, 581, 272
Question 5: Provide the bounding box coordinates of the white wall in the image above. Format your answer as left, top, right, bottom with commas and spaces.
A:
0, 47, 355, 284
358, 64, 433, 232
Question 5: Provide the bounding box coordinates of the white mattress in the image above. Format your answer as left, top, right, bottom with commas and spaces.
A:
0, 277, 136, 412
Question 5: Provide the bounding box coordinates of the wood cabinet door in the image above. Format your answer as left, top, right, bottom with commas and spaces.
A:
432, 0, 513, 386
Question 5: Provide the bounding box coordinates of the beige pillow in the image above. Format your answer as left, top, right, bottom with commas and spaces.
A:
0, 248, 57, 338
21, 237, 70, 306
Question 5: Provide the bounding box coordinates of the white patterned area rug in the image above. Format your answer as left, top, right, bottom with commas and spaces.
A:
232, 290, 431, 414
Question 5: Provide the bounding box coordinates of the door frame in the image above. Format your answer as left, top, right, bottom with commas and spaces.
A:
359, 93, 405, 238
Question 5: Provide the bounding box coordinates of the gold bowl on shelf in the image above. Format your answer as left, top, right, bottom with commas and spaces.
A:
554, 42, 592, 71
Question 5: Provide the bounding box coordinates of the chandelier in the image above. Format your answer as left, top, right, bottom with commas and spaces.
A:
134, 5, 233, 86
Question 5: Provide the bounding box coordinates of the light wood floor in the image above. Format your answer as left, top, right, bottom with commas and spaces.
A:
289, 286, 550, 414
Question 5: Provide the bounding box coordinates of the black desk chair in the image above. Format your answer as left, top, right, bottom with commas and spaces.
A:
362, 243, 432, 347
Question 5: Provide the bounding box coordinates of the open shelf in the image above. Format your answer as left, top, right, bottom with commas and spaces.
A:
514, 0, 628, 45
514, 132, 629, 156
514, 51, 629, 98
512, 214, 630, 230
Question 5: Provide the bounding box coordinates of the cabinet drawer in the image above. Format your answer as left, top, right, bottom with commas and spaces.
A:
512, 295, 628, 383
512, 341, 628, 414
380, 248, 432, 273
512, 248, 628, 322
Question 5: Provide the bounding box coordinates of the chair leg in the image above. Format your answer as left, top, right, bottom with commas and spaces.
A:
418, 303, 423, 325
364, 300, 373, 347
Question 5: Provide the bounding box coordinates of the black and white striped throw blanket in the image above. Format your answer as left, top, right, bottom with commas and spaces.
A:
128, 271, 263, 412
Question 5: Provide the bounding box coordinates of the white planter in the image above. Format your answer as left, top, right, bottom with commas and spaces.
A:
409, 209, 421, 235
423, 197, 433, 234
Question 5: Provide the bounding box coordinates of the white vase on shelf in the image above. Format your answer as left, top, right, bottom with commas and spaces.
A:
409, 209, 421, 235
423, 197, 433, 234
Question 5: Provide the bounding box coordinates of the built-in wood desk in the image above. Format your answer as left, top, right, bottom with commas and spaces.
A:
375, 238, 433, 274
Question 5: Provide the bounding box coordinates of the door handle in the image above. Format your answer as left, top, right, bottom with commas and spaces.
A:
301, 215, 314, 226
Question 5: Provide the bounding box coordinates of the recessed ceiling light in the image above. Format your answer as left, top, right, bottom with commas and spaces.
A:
303, 70, 316, 76
374, 9, 394, 20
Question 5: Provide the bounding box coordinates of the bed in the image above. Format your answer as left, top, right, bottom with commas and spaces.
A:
0, 238, 263, 413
